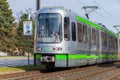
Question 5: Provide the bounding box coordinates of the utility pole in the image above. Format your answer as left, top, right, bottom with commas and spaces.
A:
23, 8, 33, 65
36, 0, 40, 10
83, 6, 98, 19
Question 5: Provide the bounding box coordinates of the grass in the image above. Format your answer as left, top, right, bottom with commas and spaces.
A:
0, 56, 45, 74
0, 65, 41, 74
0, 56, 34, 57
0, 67, 23, 72
0, 56, 26, 57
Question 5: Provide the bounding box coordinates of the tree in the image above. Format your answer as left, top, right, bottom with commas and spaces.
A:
0, 0, 16, 52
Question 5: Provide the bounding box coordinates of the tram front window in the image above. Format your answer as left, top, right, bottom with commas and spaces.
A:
37, 13, 62, 43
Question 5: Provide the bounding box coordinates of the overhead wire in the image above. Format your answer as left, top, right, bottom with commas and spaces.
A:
115, 0, 120, 33
93, 0, 120, 32
76, 0, 117, 23
75, 0, 119, 32
94, 11, 116, 24
93, 0, 120, 23
116, 0, 120, 21
116, 0, 120, 4
94, 11, 120, 25
94, 11, 119, 34
75, 0, 86, 6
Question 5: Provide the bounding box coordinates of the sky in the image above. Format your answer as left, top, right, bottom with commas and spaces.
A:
7, 0, 120, 33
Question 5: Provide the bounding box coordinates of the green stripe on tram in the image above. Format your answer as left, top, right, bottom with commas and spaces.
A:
55, 54, 67, 60
107, 54, 117, 59
55, 53, 118, 60
55, 54, 99, 60
68, 54, 88, 59
76, 16, 100, 29
99, 54, 106, 58
35, 54, 41, 59
68, 54, 98, 59
37, 53, 117, 60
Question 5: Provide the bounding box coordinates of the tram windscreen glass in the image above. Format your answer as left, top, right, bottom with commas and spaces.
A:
37, 13, 62, 43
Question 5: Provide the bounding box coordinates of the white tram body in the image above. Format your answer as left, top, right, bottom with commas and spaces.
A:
34, 7, 119, 68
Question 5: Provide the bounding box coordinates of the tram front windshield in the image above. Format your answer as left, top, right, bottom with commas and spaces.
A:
37, 13, 62, 43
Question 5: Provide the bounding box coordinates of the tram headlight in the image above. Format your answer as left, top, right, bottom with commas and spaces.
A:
37, 47, 42, 51
53, 47, 62, 51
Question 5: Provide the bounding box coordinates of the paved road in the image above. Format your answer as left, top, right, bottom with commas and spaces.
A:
0, 56, 34, 67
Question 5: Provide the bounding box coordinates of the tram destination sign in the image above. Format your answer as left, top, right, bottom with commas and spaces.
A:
23, 21, 32, 36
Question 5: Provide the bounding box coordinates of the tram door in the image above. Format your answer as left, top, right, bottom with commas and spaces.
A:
70, 21, 77, 53
96, 30, 101, 62
88, 27, 92, 59
118, 39, 120, 60
64, 17, 77, 52
90, 28, 98, 63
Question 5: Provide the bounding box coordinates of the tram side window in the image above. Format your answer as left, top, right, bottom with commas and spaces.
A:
111, 37, 114, 49
92, 29, 96, 45
101, 32, 104, 47
113, 37, 117, 49
77, 23, 83, 42
64, 17, 70, 41
101, 32, 107, 47
119, 39, 120, 47
110, 36, 113, 49
115, 38, 118, 49
104, 33, 107, 47
113, 37, 115, 49
83, 25, 87, 43
71, 22, 76, 41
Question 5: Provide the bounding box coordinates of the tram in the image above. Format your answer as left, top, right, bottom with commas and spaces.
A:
34, 7, 119, 69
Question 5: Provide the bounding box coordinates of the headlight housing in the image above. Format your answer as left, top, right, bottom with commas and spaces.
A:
53, 47, 62, 51
37, 47, 42, 51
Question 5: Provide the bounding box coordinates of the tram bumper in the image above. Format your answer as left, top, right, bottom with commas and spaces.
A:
34, 54, 68, 68
41, 56, 55, 62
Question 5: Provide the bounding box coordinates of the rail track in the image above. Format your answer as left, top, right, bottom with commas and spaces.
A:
1, 62, 120, 80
